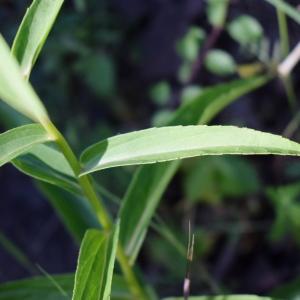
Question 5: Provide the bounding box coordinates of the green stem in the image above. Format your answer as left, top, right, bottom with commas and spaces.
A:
276, 6, 297, 111
44, 121, 149, 300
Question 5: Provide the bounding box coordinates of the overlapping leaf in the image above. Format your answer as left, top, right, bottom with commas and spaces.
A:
0, 124, 51, 168
12, 0, 64, 79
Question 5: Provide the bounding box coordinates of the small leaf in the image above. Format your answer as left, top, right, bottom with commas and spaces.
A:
72, 223, 120, 300
0, 124, 51, 168
205, 49, 236, 76
149, 82, 171, 106
0, 36, 50, 126
228, 15, 263, 46
207, 0, 229, 27
12, 0, 64, 79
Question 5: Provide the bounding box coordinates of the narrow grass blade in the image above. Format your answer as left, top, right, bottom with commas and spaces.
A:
12, 0, 64, 79
72, 222, 120, 300
0, 231, 35, 273
0, 36, 49, 126
264, 0, 300, 25
0, 124, 51, 167
118, 76, 270, 263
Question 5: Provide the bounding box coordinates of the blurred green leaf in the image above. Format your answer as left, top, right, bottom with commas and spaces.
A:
149, 82, 171, 106
181, 86, 203, 104
205, 49, 236, 76
272, 276, 300, 300
117, 76, 270, 264
264, 0, 300, 24
0, 274, 131, 300
228, 15, 263, 46
72, 223, 119, 300
12, 0, 64, 79
183, 156, 260, 204
0, 36, 50, 126
267, 183, 300, 244
151, 110, 174, 127
0, 124, 51, 168
75, 53, 116, 98
177, 27, 205, 62
207, 0, 229, 27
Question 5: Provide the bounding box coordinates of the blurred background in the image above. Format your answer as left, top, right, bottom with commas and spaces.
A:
1, 0, 300, 298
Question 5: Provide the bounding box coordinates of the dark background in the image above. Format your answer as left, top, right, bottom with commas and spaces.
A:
1, 0, 300, 297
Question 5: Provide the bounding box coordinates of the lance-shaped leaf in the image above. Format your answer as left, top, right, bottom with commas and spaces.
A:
72, 223, 120, 300
0, 35, 49, 126
80, 125, 300, 174
12, 0, 64, 79
0, 274, 131, 300
0, 124, 51, 167
118, 76, 269, 264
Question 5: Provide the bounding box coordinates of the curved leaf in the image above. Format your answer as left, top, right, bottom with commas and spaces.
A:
12, 0, 64, 79
0, 36, 49, 126
0, 124, 51, 167
80, 125, 300, 175
119, 76, 270, 264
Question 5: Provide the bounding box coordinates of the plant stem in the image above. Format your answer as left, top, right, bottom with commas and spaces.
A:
276, 7, 297, 111
44, 121, 149, 300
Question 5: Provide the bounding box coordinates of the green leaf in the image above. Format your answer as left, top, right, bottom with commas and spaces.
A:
204, 49, 236, 76
149, 82, 171, 106
118, 76, 270, 264
264, 0, 300, 24
12, 144, 80, 195
12, 0, 64, 79
0, 35, 50, 126
72, 223, 120, 300
37, 182, 100, 243
0, 124, 51, 168
0, 274, 131, 300
80, 124, 299, 175
228, 15, 263, 46
163, 296, 274, 300
207, 0, 229, 27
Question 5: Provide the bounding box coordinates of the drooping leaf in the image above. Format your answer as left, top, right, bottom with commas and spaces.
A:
0, 124, 51, 168
37, 182, 99, 243
118, 76, 270, 264
12, 144, 80, 195
163, 296, 274, 300
72, 223, 120, 300
227, 15, 263, 46
0, 274, 131, 300
12, 0, 64, 79
264, 0, 300, 24
204, 49, 236, 76
80, 125, 300, 174
0, 36, 50, 126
